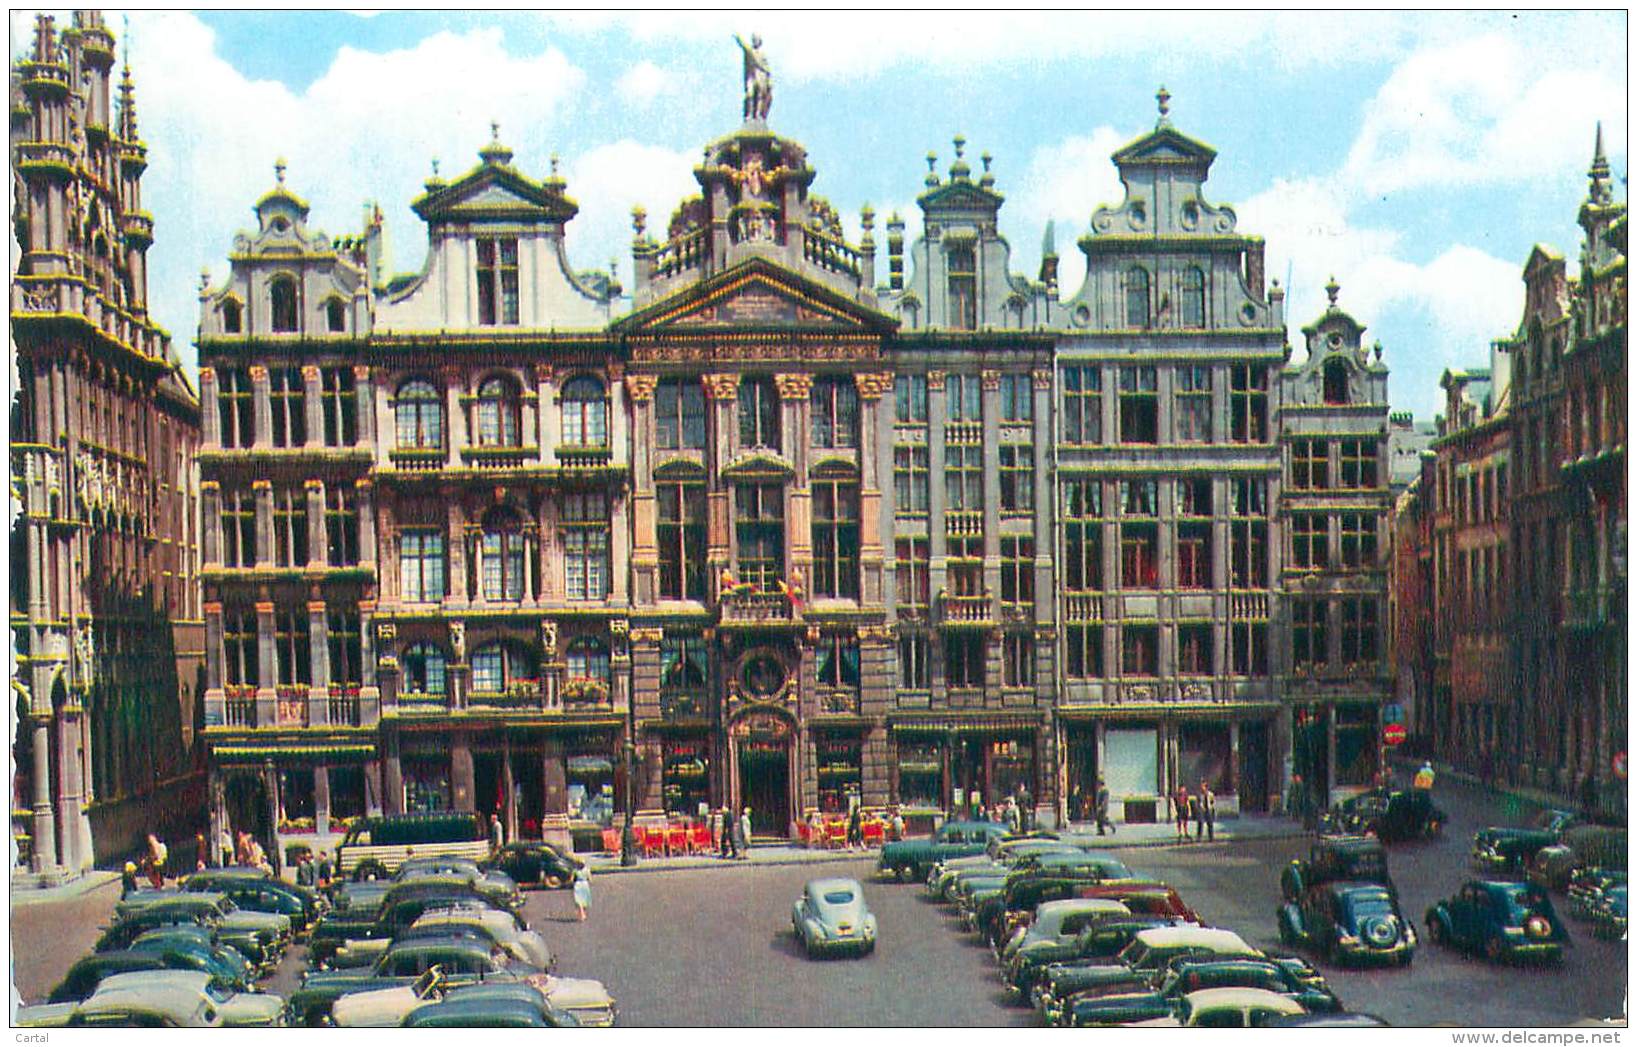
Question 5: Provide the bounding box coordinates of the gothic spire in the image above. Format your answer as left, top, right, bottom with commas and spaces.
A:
1587, 121, 1613, 206
117, 62, 138, 142
32, 14, 58, 65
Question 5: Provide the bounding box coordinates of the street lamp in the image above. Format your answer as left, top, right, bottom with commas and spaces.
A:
620, 739, 638, 867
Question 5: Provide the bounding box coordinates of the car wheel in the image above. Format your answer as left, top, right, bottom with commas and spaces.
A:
542, 874, 566, 890
1484, 936, 1505, 963
1425, 914, 1445, 946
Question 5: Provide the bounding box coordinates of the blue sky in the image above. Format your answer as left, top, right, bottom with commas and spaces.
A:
14, 10, 1626, 420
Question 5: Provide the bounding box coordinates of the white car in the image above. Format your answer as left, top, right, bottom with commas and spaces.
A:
1131, 987, 1308, 1028
333, 966, 616, 1028
15, 970, 284, 1028
333, 905, 552, 971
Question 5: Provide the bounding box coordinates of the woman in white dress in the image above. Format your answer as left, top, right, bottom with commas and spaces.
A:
572, 865, 592, 921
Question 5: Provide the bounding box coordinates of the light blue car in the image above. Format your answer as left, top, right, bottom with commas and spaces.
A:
792, 877, 877, 958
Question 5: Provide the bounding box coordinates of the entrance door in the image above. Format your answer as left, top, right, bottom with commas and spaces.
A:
473, 752, 503, 822
1239, 721, 1268, 812
737, 742, 789, 837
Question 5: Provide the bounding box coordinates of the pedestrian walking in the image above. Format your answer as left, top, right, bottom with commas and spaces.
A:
736, 806, 752, 859
846, 803, 863, 850
217, 826, 233, 868
1017, 784, 1032, 832
145, 833, 169, 888
1198, 781, 1216, 841
572, 865, 592, 921
709, 806, 723, 853
719, 806, 734, 859
121, 860, 139, 898
1172, 785, 1191, 842
488, 813, 504, 855
316, 849, 333, 889
889, 807, 905, 842
1412, 761, 1435, 792
1094, 776, 1115, 836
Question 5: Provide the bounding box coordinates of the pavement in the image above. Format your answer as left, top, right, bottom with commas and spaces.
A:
580, 811, 1307, 875
8, 868, 122, 906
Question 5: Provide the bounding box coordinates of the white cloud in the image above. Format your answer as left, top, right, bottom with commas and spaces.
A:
1008, 128, 1133, 298
562, 140, 699, 280
615, 61, 673, 108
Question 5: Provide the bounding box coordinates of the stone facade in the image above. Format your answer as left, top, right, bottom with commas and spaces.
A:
10, 12, 203, 878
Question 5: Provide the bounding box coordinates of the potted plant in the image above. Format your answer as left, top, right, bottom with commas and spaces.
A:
561, 678, 609, 704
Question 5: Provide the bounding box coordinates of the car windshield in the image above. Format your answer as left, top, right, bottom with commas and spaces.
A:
822, 890, 855, 905
1502, 886, 1551, 921
1345, 890, 1396, 916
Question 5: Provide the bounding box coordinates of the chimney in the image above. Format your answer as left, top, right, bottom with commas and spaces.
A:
887, 212, 905, 292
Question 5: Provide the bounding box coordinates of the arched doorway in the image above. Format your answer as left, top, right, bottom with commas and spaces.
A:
729, 709, 795, 838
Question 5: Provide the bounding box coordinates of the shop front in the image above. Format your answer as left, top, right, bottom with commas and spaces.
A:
813, 732, 863, 815
728, 709, 795, 837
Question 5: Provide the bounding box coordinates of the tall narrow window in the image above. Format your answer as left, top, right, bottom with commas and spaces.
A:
1178, 477, 1212, 517
1062, 366, 1102, 444
999, 445, 1033, 511
221, 299, 242, 334
561, 375, 609, 447
811, 377, 859, 448
223, 612, 259, 687
327, 610, 363, 687
325, 486, 360, 566
321, 367, 357, 446
395, 379, 443, 450
1291, 513, 1328, 570
1323, 358, 1349, 404
274, 610, 311, 686
1000, 536, 1034, 604
655, 379, 706, 450
737, 377, 780, 450
815, 636, 861, 687
1231, 519, 1268, 588
945, 444, 983, 511
893, 445, 929, 513
563, 492, 610, 601
1120, 523, 1158, 588
476, 237, 520, 325
899, 632, 929, 689
1181, 266, 1206, 328
272, 488, 309, 567
656, 479, 706, 600
812, 479, 859, 598
1176, 365, 1211, 442
1063, 479, 1103, 592
269, 367, 305, 447
894, 374, 928, 423
399, 529, 446, 603
1341, 597, 1379, 664
221, 489, 257, 567
999, 373, 1034, 423
1231, 622, 1267, 675
946, 536, 983, 596
1120, 478, 1159, 516
734, 483, 784, 590
895, 537, 929, 606
1122, 624, 1158, 675
945, 373, 982, 422
1292, 438, 1329, 489
1178, 623, 1212, 674
1292, 599, 1328, 671
270, 276, 298, 333
1119, 366, 1158, 443
1003, 632, 1034, 688
946, 633, 985, 688
947, 247, 977, 329
1339, 513, 1377, 570
1229, 364, 1268, 443
1338, 438, 1379, 488
480, 508, 526, 602
660, 636, 708, 689
477, 376, 522, 447
1125, 267, 1151, 329
1176, 523, 1211, 589
400, 643, 447, 699
326, 298, 346, 333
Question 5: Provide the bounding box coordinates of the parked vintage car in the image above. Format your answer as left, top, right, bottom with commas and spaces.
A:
1282, 835, 1392, 901
289, 936, 537, 1025
1127, 987, 1307, 1028
793, 877, 877, 958
1002, 901, 1132, 999
1263, 1011, 1391, 1027
309, 881, 520, 967
929, 839, 1080, 899
1425, 880, 1569, 962
182, 871, 321, 931
332, 965, 615, 1028
1320, 788, 1445, 842
1530, 827, 1628, 891
1589, 883, 1627, 940
400, 982, 584, 1028
48, 950, 236, 1004
876, 820, 1009, 882
18, 970, 284, 1028
1278, 880, 1416, 965
95, 897, 281, 970
332, 859, 523, 915
332, 905, 553, 971
1063, 956, 1342, 1027
1056, 926, 1263, 1026
1567, 868, 1628, 920
128, 927, 256, 987
1472, 809, 1581, 873
115, 889, 292, 945
483, 841, 583, 889
1073, 882, 1204, 924
1032, 916, 1182, 1023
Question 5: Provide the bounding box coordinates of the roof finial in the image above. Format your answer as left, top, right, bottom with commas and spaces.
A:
274, 157, 287, 185
925, 151, 940, 188
432, 158, 440, 178
1325, 274, 1340, 307
1156, 85, 1172, 125
491, 120, 500, 142
1588, 122, 1613, 205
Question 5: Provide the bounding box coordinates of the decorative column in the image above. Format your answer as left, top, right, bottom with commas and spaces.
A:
451, 735, 475, 813
466, 522, 485, 606
254, 600, 277, 726
854, 373, 893, 605
199, 368, 221, 447
314, 764, 332, 835
382, 732, 403, 816
775, 373, 814, 589
249, 365, 272, 450
252, 479, 274, 567
624, 374, 659, 604
359, 599, 379, 725
703, 374, 739, 599
534, 364, 555, 457
307, 599, 330, 727
201, 480, 223, 566
353, 365, 375, 448
442, 366, 465, 469
304, 479, 325, 566
301, 365, 323, 449
29, 707, 56, 873
448, 502, 469, 607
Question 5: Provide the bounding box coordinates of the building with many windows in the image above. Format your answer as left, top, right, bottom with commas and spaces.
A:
10, 13, 203, 879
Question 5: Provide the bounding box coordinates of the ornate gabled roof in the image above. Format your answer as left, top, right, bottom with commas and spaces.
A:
1111, 124, 1218, 171
411, 127, 578, 225
254, 158, 310, 221
615, 254, 895, 334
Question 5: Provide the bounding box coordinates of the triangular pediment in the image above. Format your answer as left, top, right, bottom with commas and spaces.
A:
617, 257, 896, 334
918, 182, 1004, 213
1113, 126, 1218, 168
411, 164, 578, 224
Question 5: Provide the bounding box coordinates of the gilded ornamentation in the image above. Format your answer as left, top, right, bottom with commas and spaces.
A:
198, 367, 216, 385
624, 373, 659, 402
628, 627, 664, 645
248, 365, 268, 381
306, 600, 327, 614
774, 373, 813, 399
702, 373, 741, 401
925, 370, 947, 391
853, 372, 894, 400
980, 369, 1002, 392
534, 364, 553, 384
857, 623, 895, 644
352, 364, 371, 382
1032, 368, 1053, 391
375, 622, 396, 642
541, 620, 558, 659
300, 364, 321, 382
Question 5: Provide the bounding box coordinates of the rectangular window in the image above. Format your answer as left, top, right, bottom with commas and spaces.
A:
945, 373, 982, 422
945, 632, 985, 688
1063, 479, 1103, 591
1292, 599, 1328, 671
899, 632, 929, 689
1178, 623, 1212, 675
223, 611, 259, 687
734, 483, 785, 591
812, 480, 859, 599
999, 445, 1033, 512
1292, 513, 1328, 570
399, 529, 446, 603
1230, 520, 1268, 587
1341, 597, 1380, 664
895, 538, 930, 607
1229, 364, 1268, 443
1003, 632, 1034, 688
999, 373, 1034, 423
1292, 438, 1329, 489
1119, 366, 1158, 443
1230, 477, 1267, 516
894, 374, 928, 423
327, 610, 363, 686
1339, 513, 1377, 570
1120, 522, 1158, 588
325, 486, 360, 566
476, 237, 520, 325
737, 377, 780, 450
272, 488, 308, 568
1339, 438, 1379, 488
1176, 522, 1212, 589
1230, 622, 1267, 675
1064, 623, 1104, 678
1175, 365, 1212, 442
1120, 478, 1158, 516
269, 367, 306, 448
321, 367, 358, 447
656, 379, 706, 450
946, 535, 983, 596
563, 492, 610, 601
1062, 366, 1102, 444
811, 377, 860, 448
221, 489, 257, 567
945, 444, 983, 511
1122, 624, 1158, 676
657, 480, 706, 601
815, 636, 861, 688
274, 610, 310, 686
1000, 536, 1034, 605
893, 445, 929, 513
947, 247, 977, 329
1178, 477, 1212, 517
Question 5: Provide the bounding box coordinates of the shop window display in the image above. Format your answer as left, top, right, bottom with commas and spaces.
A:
567, 754, 615, 827
662, 742, 711, 816
896, 740, 944, 811
817, 738, 863, 813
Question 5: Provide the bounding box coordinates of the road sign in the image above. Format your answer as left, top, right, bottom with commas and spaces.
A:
1382, 704, 1405, 725
1383, 723, 1407, 746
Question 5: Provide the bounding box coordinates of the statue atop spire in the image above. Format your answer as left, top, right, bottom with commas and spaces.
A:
734, 33, 772, 123
1325, 274, 1340, 308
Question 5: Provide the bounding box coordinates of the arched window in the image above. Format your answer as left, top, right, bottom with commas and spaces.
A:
395, 379, 443, 450
565, 637, 610, 685
480, 507, 527, 602
400, 643, 447, 699
470, 642, 536, 694
1323, 358, 1349, 405
326, 299, 346, 333
270, 276, 298, 333
221, 299, 242, 334
1125, 267, 1150, 329
1181, 267, 1206, 328
477, 375, 521, 447
560, 375, 608, 447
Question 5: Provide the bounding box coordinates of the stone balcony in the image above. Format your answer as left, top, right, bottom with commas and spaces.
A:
937, 593, 994, 628
719, 588, 795, 626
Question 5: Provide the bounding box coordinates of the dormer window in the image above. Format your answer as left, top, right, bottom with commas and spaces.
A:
1323, 358, 1349, 405
326, 299, 346, 333
476, 237, 519, 325
476, 375, 522, 447
221, 299, 242, 334
270, 276, 299, 333
1125, 267, 1150, 329
947, 247, 977, 329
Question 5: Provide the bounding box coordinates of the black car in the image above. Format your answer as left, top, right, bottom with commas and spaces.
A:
1321, 789, 1445, 843
483, 841, 583, 889
1282, 835, 1392, 901
1278, 880, 1416, 966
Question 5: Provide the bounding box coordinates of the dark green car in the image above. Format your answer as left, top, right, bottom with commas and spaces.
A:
1425, 880, 1569, 963
1065, 956, 1342, 1026
402, 984, 581, 1028
1471, 810, 1580, 873
876, 821, 1009, 882
289, 936, 535, 1026
483, 842, 583, 890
